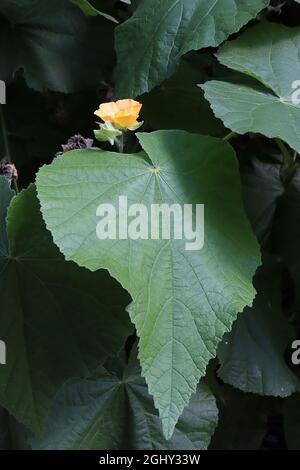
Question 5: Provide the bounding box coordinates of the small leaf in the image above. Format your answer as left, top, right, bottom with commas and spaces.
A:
94, 121, 122, 145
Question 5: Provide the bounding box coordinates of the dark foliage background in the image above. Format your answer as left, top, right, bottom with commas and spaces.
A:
1, 0, 300, 450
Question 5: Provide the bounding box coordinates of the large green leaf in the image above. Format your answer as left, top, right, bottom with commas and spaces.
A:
32, 347, 218, 450
36, 130, 260, 439
114, 0, 268, 98
202, 22, 300, 153
218, 258, 299, 397
0, 184, 131, 434
0, 176, 14, 256
0, 0, 114, 92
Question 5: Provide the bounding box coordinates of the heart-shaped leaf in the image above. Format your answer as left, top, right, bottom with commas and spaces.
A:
36, 130, 260, 439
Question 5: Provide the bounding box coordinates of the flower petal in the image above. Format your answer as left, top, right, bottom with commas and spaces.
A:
94, 102, 119, 121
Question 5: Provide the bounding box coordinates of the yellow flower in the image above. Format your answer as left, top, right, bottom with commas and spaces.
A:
94, 99, 142, 130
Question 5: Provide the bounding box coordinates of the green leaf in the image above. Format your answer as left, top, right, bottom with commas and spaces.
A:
0, 0, 114, 92
36, 130, 260, 439
94, 121, 123, 145
202, 22, 300, 153
70, 0, 118, 23
240, 153, 285, 244
218, 258, 300, 397
0, 185, 132, 434
0, 176, 14, 256
32, 347, 218, 450
114, 0, 269, 98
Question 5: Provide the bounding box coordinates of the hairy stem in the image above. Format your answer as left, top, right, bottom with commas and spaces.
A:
223, 131, 236, 141
115, 134, 125, 153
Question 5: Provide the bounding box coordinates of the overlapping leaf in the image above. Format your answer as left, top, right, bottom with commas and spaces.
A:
114, 0, 269, 98
240, 153, 285, 244
0, 0, 114, 92
218, 258, 300, 397
0, 183, 131, 434
36, 130, 260, 439
32, 348, 218, 450
202, 22, 300, 153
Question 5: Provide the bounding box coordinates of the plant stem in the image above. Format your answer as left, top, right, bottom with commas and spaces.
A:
0, 105, 18, 193
223, 131, 236, 141
274, 138, 291, 161
293, 150, 298, 161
